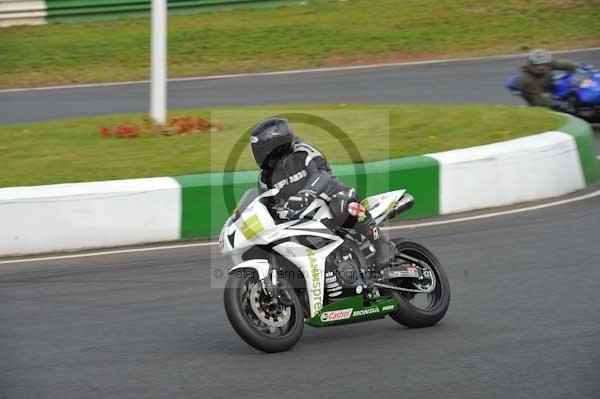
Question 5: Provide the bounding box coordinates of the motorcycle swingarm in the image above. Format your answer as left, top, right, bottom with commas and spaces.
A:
373, 262, 436, 293
373, 282, 434, 294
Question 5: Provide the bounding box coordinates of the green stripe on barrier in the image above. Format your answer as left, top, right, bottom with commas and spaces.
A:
173, 155, 440, 240
173, 170, 258, 239
560, 115, 599, 185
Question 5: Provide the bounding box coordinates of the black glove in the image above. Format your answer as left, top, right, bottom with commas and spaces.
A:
286, 190, 317, 211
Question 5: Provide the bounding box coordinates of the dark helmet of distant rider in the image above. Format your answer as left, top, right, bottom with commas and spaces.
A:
527, 48, 552, 76
250, 118, 294, 169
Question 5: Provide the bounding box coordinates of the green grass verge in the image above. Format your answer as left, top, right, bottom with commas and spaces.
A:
0, 104, 563, 188
1, 0, 599, 88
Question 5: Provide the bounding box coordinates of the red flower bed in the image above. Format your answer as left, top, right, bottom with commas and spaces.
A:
100, 116, 223, 138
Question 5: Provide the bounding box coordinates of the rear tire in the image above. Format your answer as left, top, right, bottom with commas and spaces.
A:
224, 268, 304, 353
387, 240, 450, 328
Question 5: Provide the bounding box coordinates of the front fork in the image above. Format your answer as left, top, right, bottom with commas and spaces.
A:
259, 268, 278, 296
259, 254, 294, 307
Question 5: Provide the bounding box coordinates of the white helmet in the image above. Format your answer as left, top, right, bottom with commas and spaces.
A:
528, 49, 552, 65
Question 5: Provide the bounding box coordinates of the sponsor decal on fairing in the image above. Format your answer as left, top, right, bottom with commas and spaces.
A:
352, 307, 379, 317
320, 308, 353, 322
307, 248, 323, 313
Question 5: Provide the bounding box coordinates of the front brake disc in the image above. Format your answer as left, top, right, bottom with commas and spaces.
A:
249, 283, 291, 328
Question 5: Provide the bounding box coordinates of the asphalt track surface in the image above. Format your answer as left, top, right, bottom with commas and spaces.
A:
1, 49, 599, 125
2, 50, 600, 399
2, 194, 600, 399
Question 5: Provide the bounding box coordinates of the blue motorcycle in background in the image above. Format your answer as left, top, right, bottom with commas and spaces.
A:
506, 66, 600, 123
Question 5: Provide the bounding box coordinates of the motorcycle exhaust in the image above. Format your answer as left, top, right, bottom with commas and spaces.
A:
387, 194, 414, 220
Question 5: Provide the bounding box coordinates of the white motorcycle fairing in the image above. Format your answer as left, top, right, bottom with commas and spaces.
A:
220, 188, 409, 318
229, 259, 271, 280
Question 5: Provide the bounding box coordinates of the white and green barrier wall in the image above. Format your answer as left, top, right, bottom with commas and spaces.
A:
0, 115, 597, 257
0, 0, 303, 27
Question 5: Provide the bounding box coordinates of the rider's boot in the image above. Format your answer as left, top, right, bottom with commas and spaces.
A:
354, 212, 396, 273
373, 233, 396, 273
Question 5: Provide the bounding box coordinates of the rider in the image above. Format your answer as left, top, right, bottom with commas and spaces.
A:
519, 49, 578, 109
249, 117, 395, 271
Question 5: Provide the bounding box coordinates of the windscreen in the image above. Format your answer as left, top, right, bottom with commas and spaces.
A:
234, 188, 261, 216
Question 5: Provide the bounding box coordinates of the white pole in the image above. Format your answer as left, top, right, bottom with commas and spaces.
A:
151, 0, 167, 124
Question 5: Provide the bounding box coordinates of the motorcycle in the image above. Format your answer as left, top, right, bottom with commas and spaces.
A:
505, 66, 600, 123
220, 187, 451, 352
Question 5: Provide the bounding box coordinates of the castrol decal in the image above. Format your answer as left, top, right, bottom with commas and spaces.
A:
320, 308, 353, 322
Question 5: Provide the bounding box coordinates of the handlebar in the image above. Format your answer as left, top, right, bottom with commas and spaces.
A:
272, 206, 302, 221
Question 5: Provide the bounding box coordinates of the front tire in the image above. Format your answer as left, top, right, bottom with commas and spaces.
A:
224, 268, 304, 353
387, 240, 451, 328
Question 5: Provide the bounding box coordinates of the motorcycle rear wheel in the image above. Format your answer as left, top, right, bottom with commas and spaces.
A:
224, 268, 304, 353
386, 240, 451, 328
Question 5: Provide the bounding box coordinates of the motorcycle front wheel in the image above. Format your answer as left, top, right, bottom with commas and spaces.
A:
386, 240, 451, 328
224, 268, 304, 353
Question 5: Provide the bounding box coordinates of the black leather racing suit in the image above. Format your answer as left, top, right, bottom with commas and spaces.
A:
259, 137, 382, 240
